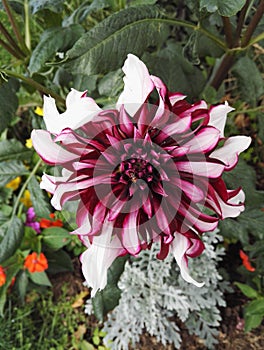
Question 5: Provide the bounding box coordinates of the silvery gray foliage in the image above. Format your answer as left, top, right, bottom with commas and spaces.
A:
85, 230, 230, 350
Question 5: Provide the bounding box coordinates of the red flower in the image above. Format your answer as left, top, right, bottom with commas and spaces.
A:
0, 266, 6, 287
239, 250, 255, 272
24, 252, 48, 273
39, 213, 63, 229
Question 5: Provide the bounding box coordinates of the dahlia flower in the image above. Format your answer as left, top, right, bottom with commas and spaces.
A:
32, 54, 251, 296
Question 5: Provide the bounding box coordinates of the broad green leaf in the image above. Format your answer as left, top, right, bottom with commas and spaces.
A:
28, 25, 85, 74
0, 139, 32, 162
80, 340, 95, 350
235, 282, 259, 299
0, 216, 24, 263
0, 161, 28, 187
245, 298, 264, 315
245, 314, 263, 332
92, 256, 127, 321
45, 249, 73, 273
200, 0, 246, 16
64, 5, 169, 75
29, 0, 64, 14
42, 227, 70, 251
29, 271, 52, 286
0, 78, 19, 133
98, 69, 123, 98
27, 176, 51, 218
232, 57, 264, 105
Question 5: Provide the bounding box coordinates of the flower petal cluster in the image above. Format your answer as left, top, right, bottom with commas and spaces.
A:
24, 252, 48, 273
39, 213, 63, 229
0, 266, 6, 287
32, 54, 251, 296
25, 207, 41, 233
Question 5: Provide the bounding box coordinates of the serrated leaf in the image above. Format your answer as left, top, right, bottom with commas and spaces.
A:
0, 78, 19, 133
0, 161, 28, 187
27, 176, 51, 218
64, 5, 169, 75
245, 313, 263, 332
0, 216, 24, 263
232, 57, 264, 105
28, 25, 85, 74
42, 227, 70, 251
29, 0, 64, 14
29, 271, 52, 286
200, 0, 246, 16
235, 282, 259, 299
0, 139, 32, 162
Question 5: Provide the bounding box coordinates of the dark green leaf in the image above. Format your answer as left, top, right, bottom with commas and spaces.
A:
27, 176, 51, 218
245, 313, 263, 332
42, 227, 70, 251
45, 249, 73, 273
0, 78, 19, 133
0, 161, 28, 187
64, 6, 169, 75
0, 139, 32, 162
98, 69, 123, 98
235, 282, 259, 299
28, 25, 85, 74
0, 216, 24, 263
200, 0, 246, 16
232, 57, 264, 105
29, 271, 52, 286
29, 0, 64, 14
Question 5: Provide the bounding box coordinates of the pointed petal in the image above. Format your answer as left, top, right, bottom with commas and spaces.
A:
209, 102, 234, 137
171, 234, 204, 287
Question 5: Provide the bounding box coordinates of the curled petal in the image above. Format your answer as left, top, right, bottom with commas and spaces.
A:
44, 89, 101, 134
209, 102, 234, 137
171, 234, 204, 287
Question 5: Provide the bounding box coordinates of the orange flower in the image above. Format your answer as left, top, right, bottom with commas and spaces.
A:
239, 250, 255, 272
24, 252, 48, 273
0, 266, 6, 287
39, 213, 63, 229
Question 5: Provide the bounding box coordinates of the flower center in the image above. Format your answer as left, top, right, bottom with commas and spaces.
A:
116, 158, 155, 184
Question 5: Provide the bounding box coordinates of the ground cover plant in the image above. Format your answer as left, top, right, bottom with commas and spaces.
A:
0, 0, 264, 349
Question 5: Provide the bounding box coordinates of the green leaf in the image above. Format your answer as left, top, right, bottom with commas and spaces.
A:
0, 216, 24, 263
29, 0, 64, 14
29, 271, 52, 286
235, 282, 259, 299
28, 25, 85, 74
200, 0, 246, 16
245, 298, 264, 315
98, 69, 123, 98
45, 249, 73, 273
80, 340, 95, 350
92, 335, 100, 346
0, 161, 28, 187
0, 290, 6, 317
17, 270, 29, 302
245, 313, 263, 332
92, 256, 127, 321
232, 57, 264, 105
0, 78, 19, 133
42, 227, 70, 251
27, 176, 51, 218
0, 139, 32, 162
64, 5, 169, 75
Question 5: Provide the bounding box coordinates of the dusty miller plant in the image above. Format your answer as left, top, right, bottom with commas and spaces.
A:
85, 230, 230, 349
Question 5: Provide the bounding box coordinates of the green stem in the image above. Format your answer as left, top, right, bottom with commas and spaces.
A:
2, 0, 29, 55
0, 22, 26, 57
1, 69, 65, 106
230, 105, 264, 115
24, 0, 31, 51
248, 31, 264, 46
241, 0, 264, 47
12, 158, 42, 219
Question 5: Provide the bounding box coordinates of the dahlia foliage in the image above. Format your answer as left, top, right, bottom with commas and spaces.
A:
32, 54, 251, 296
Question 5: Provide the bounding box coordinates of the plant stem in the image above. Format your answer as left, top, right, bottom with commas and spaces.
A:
1, 69, 65, 106
210, 54, 234, 90
24, 0, 31, 51
0, 38, 24, 59
0, 22, 26, 58
230, 105, 264, 115
2, 0, 29, 56
235, 0, 251, 44
12, 158, 42, 219
241, 0, 264, 47
222, 16, 233, 48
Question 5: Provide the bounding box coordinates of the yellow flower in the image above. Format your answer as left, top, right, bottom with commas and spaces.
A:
5, 177, 21, 190
25, 138, 33, 148
20, 189, 32, 207
34, 106, 43, 116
